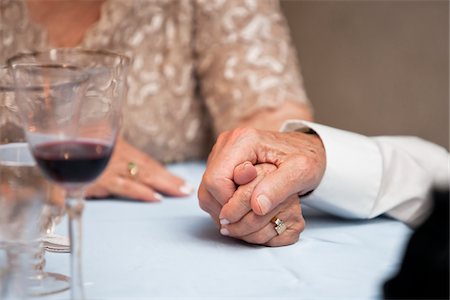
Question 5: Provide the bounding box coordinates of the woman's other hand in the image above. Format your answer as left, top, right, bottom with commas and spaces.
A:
85, 137, 194, 201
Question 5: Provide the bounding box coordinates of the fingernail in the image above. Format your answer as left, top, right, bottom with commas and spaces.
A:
256, 195, 271, 214
220, 228, 229, 236
179, 183, 194, 195
242, 161, 252, 169
220, 218, 230, 225
154, 192, 163, 201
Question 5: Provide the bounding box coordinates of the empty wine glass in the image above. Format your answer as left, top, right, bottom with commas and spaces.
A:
0, 65, 69, 297
8, 49, 130, 300
0, 142, 44, 300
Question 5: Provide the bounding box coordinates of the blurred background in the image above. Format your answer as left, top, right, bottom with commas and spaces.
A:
281, 0, 449, 149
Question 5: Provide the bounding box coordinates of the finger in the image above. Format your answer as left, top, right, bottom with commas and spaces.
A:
265, 216, 305, 247
138, 160, 193, 197
201, 171, 236, 206
115, 138, 193, 197
85, 185, 110, 198
241, 209, 305, 247
239, 208, 304, 246
219, 184, 253, 225
202, 128, 259, 205
220, 163, 276, 224
198, 182, 222, 227
107, 176, 163, 202
233, 161, 257, 185
251, 160, 310, 215
223, 194, 301, 237
239, 222, 278, 245
221, 207, 273, 237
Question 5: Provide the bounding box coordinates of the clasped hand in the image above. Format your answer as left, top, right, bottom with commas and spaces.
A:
198, 128, 326, 246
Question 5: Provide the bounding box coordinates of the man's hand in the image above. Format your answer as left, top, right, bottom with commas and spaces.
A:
198, 128, 325, 230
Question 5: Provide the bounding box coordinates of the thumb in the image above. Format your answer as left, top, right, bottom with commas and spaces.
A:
233, 161, 257, 185
250, 163, 308, 216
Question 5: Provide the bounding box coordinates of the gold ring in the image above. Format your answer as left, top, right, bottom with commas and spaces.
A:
127, 162, 139, 177
271, 216, 287, 235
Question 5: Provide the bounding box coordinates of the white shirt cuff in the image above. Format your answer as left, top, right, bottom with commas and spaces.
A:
280, 120, 383, 219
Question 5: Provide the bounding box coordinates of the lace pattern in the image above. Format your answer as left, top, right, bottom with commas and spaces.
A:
0, 0, 308, 162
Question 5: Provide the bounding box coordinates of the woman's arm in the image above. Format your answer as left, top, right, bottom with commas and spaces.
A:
194, 0, 312, 134
236, 101, 312, 131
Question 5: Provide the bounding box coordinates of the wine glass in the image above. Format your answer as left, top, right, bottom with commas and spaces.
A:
0, 143, 70, 297
8, 49, 130, 300
0, 142, 44, 300
0, 65, 69, 297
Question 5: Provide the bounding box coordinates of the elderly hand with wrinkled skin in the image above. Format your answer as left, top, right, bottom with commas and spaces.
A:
198, 127, 326, 246
218, 163, 305, 246
86, 137, 193, 201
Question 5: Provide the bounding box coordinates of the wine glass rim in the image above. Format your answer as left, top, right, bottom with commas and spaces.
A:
6, 48, 131, 66
6, 49, 130, 90
6, 63, 90, 91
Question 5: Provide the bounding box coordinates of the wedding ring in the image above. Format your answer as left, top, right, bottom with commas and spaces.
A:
271, 216, 287, 235
127, 162, 139, 178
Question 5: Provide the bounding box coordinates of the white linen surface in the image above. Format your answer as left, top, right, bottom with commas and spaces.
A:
43, 162, 411, 300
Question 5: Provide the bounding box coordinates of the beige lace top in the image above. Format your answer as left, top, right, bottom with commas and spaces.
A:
0, 0, 309, 162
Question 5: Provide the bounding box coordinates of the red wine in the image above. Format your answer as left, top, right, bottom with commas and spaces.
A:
33, 141, 113, 184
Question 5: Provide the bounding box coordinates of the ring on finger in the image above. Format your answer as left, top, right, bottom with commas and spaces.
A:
271, 216, 287, 235
127, 162, 139, 178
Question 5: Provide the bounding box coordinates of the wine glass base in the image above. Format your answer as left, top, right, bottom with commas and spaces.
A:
27, 272, 70, 297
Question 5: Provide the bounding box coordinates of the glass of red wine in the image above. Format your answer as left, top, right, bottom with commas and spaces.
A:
7, 49, 130, 300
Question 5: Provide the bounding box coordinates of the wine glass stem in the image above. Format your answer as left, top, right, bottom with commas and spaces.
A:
2, 245, 28, 300
29, 240, 46, 279
66, 188, 85, 300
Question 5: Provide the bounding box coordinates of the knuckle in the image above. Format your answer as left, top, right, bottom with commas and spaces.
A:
197, 183, 211, 200
287, 165, 302, 182
216, 131, 230, 144
115, 176, 126, 189
235, 188, 252, 209
201, 174, 216, 190
254, 163, 276, 178
261, 163, 277, 174
292, 155, 311, 169
293, 155, 318, 176
231, 127, 258, 141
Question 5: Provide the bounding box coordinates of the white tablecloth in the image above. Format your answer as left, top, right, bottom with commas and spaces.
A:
44, 162, 412, 300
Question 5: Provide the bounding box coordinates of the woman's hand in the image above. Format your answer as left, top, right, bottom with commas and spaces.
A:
219, 163, 305, 247
85, 137, 193, 201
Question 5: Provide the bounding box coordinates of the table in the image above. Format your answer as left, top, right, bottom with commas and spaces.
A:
44, 162, 412, 300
